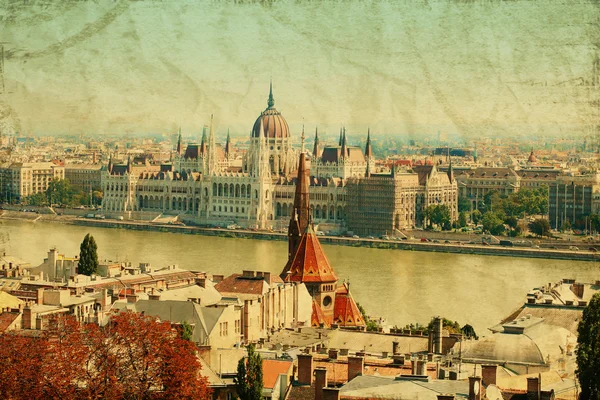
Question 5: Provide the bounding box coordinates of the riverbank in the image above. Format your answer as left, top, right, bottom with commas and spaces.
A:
1, 211, 598, 262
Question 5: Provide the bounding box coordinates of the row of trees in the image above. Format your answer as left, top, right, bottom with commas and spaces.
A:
0, 312, 212, 400
23, 179, 103, 208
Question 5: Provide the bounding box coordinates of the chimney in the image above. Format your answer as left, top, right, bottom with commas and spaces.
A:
22, 304, 34, 330
212, 274, 224, 283
242, 270, 256, 278
196, 277, 206, 288
468, 376, 482, 400
433, 316, 443, 354
263, 271, 271, 283
328, 348, 338, 360
482, 365, 497, 386
348, 356, 364, 382
314, 367, 328, 400
416, 360, 427, 376
392, 340, 400, 355
322, 387, 341, 400
527, 377, 541, 400
36, 288, 44, 305
437, 395, 455, 400
571, 283, 584, 299
297, 354, 313, 385
126, 294, 139, 304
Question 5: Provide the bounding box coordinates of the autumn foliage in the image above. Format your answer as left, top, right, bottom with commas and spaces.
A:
0, 312, 212, 400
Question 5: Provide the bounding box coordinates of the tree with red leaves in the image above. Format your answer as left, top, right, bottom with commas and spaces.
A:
0, 312, 212, 400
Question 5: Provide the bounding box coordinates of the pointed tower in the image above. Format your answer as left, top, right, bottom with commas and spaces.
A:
365, 128, 373, 159
447, 153, 454, 183
126, 155, 132, 174
312, 127, 320, 159
339, 128, 343, 146
200, 126, 208, 154
280, 151, 310, 279
107, 154, 113, 175
268, 80, 275, 109
340, 128, 348, 161
176, 127, 182, 155
207, 115, 218, 175
225, 129, 231, 158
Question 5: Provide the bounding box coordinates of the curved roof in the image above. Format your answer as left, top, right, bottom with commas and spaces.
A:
252, 108, 290, 139
462, 333, 545, 365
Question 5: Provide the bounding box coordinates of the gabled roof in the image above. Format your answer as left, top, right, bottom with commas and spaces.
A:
287, 225, 338, 284
311, 299, 331, 328
334, 283, 366, 327
214, 274, 269, 296
262, 359, 293, 389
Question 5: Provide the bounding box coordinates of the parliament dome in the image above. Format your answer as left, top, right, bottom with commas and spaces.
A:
251, 83, 290, 139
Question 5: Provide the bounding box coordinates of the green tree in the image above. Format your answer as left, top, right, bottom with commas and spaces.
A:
458, 212, 469, 228
235, 344, 263, 400
46, 179, 74, 206
78, 234, 99, 276
577, 292, 600, 400
424, 205, 452, 230
24, 193, 48, 206
561, 219, 572, 232
529, 218, 551, 238
458, 196, 471, 213
482, 212, 505, 235
461, 324, 478, 340
179, 321, 194, 341
471, 209, 482, 225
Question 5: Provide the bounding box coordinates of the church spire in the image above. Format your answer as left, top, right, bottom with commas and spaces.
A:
301, 123, 305, 153
207, 115, 218, 175
281, 151, 311, 278
365, 128, 373, 159
339, 128, 343, 146
268, 80, 275, 109
176, 127, 182, 155
225, 128, 231, 158
341, 127, 348, 161
447, 149, 454, 183
313, 127, 320, 158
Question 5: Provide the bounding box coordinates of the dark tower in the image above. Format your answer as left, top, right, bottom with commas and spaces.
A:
280, 151, 311, 279
341, 128, 348, 160
225, 129, 231, 158
313, 127, 320, 158
176, 128, 182, 155
365, 128, 373, 159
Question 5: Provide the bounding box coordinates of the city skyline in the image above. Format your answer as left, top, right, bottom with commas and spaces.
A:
0, 0, 598, 137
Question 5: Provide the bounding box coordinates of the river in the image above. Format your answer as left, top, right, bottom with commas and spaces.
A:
1, 219, 598, 336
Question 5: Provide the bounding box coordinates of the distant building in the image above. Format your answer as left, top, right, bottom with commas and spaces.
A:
0, 162, 64, 202
64, 163, 102, 193
548, 172, 600, 229
347, 163, 458, 235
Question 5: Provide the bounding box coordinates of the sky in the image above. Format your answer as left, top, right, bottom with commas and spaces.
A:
0, 0, 598, 139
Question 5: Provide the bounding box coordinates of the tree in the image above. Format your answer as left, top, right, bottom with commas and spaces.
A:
482, 212, 505, 235
0, 313, 212, 399
46, 179, 74, 206
235, 344, 263, 400
471, 209, 482, 225
529, 218, 551, 238
458, 212, 469, 228
458, 196, 471, 213
577, 292, 600, 400
461, 324, 478, 340
179, 321, 194, 341
561, 219, 572, 232
24, 193, 48, 206
424, 205, 452, 230
78, 233, 99, 276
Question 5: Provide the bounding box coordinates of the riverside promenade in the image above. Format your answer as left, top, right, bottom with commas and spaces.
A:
3, 210, 597, 262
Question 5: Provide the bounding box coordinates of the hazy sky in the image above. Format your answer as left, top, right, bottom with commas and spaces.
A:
1, 0, 598, 139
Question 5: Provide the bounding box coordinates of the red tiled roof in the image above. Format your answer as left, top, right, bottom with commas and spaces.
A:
288, 226, 338, 284
312, 300, 331, 328
215, 274, 267, 295
334, 284, 366, 328
262, 359, 293, 389
0, 312, 19, 332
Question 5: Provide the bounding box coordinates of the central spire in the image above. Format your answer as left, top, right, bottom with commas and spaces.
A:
268, 80, 275, 109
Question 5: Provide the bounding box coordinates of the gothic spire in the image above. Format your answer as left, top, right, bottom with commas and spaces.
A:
301, 123, 305, 153
176, 127, 182, 155
339, 127, 343, 146
225, 128, 231, 157
268, 80, 275, 109
313, 127, 320, 158
447, 150, 454, 183
281, 151, 311, 278
341, 127, 348, 160
365, 128, 373, 159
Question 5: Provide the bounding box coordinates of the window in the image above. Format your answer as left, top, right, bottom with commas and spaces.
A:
323, 296, 332, 307
220, 322, 228, 336
235, 320, 241, 334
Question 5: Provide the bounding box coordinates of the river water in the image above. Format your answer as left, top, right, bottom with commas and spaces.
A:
1, 219, 598, 336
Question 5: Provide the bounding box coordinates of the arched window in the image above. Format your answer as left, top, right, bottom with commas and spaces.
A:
230, 184, 235, 197
235, 184, 240, 197
213, 183, 217, 196
224, 184, 229, 197
218, 183, 223, 196
241, 184, 246, 198
276, 203, 282, 217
